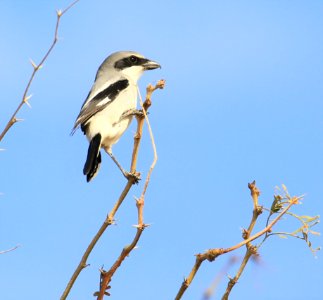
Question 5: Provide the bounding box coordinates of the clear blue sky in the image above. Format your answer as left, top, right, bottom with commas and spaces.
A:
1, 1, 322, 299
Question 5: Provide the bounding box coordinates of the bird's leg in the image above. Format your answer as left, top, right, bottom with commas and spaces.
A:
120, 108, 146, 120
107, 151, 140, 184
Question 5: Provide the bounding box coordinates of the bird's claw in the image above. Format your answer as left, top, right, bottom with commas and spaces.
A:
125, 171, 141, 184
121, 109, 147, 120
133, 109, 146, 118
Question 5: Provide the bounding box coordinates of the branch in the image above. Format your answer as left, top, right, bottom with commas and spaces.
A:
0, 245, 20, 255
95, 197, 147, 299
175, 185, 300, 300
138, 80, 165, 197
95, 80, 165, 299
60, 181, 133, 300
60, 80, 165, 300
0, 0, 80, 142
129, 79, 165, 174
221, 181, 262, 299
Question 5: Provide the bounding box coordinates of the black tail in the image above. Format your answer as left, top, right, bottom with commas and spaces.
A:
83, 133, 102, 182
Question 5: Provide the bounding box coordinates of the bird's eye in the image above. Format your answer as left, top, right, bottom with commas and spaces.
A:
129, 56, 138, 63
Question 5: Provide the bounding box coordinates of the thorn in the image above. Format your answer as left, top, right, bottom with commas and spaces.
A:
242, 228, 249, 239
29, 59, 38, 70
12, 117, 23, 125
109, 218, 118, 226
24, 94, 33, 108
24, 101, 31, 108
132, 223, 150, 229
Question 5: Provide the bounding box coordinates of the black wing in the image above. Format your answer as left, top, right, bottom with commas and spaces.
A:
71, 79, 129, 134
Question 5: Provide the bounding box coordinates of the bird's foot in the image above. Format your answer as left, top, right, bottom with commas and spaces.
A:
124, 171, 141, 184
121, 109, 147, 120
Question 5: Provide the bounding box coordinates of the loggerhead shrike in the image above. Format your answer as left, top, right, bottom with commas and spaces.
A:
71, 51, 160, 182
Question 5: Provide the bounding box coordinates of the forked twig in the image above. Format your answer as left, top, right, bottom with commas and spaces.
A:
175, 183, 300, 300
95, 197, 147, 299
95, 80, 164, 300
221, 181, 262, 299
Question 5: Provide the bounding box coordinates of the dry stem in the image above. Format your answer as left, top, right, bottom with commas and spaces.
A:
96, 198, 147, 300
175, 187, 299, 300
0, 245, 20, 255
60, 80, 164, 300
60, 181, 133, 300
95, 80, 164, 299
0, 0, 80, 142
221, 181, 262, 300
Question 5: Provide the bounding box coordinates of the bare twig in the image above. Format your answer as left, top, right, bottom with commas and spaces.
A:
246, 181, 262, 235
60, 80, 164, 300
95, 80, 165, 300
0, 245, 20, 255
175, 189, 300, 300
138, 80, 164, 197
0, 0, 80, 142
221, 181, 262, 300
129, 79, 165, 174
60, 181, 134, 300
95, 197, 147, 300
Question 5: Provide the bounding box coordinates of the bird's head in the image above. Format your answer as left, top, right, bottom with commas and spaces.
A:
98, 51, 161, 83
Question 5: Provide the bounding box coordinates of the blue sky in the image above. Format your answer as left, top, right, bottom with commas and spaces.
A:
1, 1, 322, 299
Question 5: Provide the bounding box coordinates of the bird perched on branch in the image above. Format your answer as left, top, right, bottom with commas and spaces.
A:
72, 51, 161, 182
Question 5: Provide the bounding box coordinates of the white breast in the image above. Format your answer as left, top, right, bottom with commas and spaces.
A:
86, 85, 137, 152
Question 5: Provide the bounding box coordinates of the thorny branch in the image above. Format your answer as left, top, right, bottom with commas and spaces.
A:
60, 80, 165, 300
60, 182, 133, 300
95, 198, 147, 299
0, 0, 80, 142
94, 80, 164, 300
175, 181, 304, 300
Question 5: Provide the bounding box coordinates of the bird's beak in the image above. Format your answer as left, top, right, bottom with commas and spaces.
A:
143, 59, 161, 70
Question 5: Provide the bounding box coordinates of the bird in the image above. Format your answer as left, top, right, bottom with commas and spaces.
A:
71, 51, 161, 182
